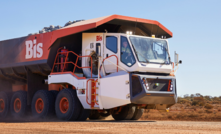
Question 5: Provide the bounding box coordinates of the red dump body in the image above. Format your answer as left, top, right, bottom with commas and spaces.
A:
0, 14, 172, 71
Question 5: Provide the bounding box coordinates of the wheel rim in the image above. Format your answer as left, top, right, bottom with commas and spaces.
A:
0, 99, 5, 113
59, 97, 69, 114
35, 98, 44, 114
14, 98, 21, 113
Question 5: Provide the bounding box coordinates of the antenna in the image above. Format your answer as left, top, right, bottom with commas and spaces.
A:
134, 19, 137, 35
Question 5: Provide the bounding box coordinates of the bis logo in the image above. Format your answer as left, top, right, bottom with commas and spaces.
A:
25, 40, 43, 59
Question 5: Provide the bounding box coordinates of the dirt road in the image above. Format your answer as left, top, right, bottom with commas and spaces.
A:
0, 119, 221, 134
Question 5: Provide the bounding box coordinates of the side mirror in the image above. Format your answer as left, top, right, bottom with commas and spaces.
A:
174, 51, 182, 66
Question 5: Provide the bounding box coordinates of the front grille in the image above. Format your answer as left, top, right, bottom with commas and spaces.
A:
146, 79, 170, 91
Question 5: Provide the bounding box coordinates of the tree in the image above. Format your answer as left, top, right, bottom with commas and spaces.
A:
184, 94, 189, 98
190, 94, 195, 98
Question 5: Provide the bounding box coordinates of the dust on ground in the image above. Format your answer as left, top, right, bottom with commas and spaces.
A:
0, 120, 221, 134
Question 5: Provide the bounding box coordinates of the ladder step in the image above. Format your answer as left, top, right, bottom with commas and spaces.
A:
91, 94, 98, 96
91, 107, 99, 109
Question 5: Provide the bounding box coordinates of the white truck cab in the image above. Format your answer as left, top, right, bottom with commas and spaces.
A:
82, 33, 172, 77
80, 32, 178, 111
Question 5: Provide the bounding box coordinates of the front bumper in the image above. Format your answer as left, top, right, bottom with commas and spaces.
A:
130, 73, 177, 106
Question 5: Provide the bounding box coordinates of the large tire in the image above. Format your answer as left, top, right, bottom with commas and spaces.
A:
31, 90, 54, 119
77, 105, 90, 121
0, 91, 11, 119
55, 88, 81, 121
112, 105, 136, 120
10, 91, 28, 118
131, 107, 144, 120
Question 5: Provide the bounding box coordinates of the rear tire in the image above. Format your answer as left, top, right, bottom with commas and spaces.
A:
10, 91, 28, 118
77, 105, 90, 121
31, 90, 54, 119
55, 88, 81, 121
131, 107, 144, 120
112, 105, 135, 120
0, 91, 11, 119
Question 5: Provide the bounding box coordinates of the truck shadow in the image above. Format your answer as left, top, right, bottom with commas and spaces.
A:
85, 120, 156, 123
0, 117, 155, 123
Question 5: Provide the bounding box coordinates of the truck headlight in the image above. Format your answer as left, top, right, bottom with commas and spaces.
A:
170, 80, 173, 91
155, 83, 159, 86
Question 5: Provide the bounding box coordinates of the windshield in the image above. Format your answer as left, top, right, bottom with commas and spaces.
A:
129, 36, 170, 64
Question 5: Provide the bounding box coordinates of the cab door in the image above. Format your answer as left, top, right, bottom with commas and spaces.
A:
103, 34, 119, 74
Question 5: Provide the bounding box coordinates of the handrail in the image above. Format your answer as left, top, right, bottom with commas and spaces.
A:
99, 54, 128, 78
98, 55, 119, 78
86, 79, 93, 105
104, 59, 128, 72
51, 51, 93, 78
102, 55, 119, 72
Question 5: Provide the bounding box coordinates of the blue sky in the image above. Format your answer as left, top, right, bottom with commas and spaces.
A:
0, 0, 221, 97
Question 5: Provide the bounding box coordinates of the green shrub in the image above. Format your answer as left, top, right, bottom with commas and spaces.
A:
192, 97, 205, 106
178, 98, 191, 104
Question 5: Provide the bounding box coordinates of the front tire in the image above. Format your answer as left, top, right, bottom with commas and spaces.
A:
112, 105, 135, 120
131, 107, 144, 120
77, 106, 90, 121
55, 88, 81, 121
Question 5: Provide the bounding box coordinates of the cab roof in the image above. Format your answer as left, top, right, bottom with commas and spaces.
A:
49, 14, 172, 48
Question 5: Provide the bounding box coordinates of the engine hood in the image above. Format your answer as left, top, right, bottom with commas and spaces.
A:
128, 62, 172, 74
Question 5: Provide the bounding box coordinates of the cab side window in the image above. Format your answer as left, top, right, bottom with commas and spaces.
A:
106, 36, 117, 53
121, 36, 136, 67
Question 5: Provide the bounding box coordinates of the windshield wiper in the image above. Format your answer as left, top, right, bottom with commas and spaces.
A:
165, 47, 171, 64
154, 42, 171, 64
134, 50, 149, 63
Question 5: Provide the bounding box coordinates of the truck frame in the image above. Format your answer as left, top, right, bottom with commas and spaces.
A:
0, 15, 181, 121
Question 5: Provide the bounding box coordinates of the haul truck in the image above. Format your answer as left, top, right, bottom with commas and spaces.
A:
0, 15, 181, 121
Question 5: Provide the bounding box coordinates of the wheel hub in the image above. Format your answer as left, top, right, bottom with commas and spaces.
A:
35, 98, 44, 114
14, 98, 21, 113
0, 99, 5, 112
59, 97, 69, 114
